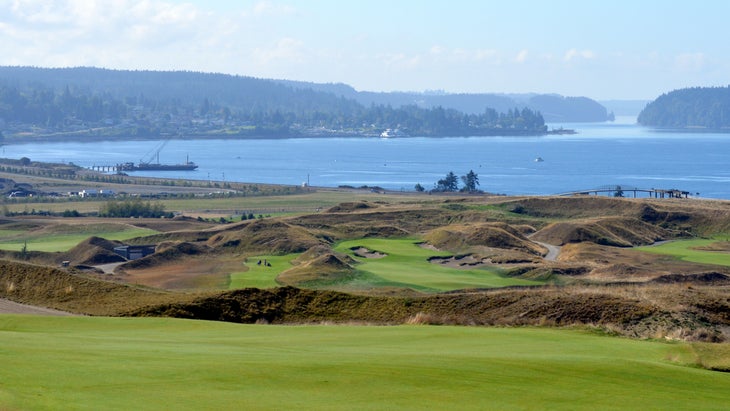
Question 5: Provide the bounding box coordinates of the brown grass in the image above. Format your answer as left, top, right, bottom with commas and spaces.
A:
125, 284, 730, 342
531, 217, 670, 247
3, 195, 730, 345
0, 259, 198, 315
424, 222, 546, 255
206, 219, 324, 254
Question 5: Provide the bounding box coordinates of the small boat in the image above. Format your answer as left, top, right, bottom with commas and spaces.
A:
534, 156, 544, 162
548, 127, 577, 135
380, 128, 407, 138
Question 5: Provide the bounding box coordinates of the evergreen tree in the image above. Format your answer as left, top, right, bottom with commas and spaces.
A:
461, 170, 480, 192
434, 171, 459, 192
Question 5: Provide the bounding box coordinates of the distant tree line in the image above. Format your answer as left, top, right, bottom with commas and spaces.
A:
0, 67, 547, 137
99, 198, 172, 218
638, 86, 730, 129
0, 84, 546, 137
419, 170, 481, 193
0, 85, 127, 127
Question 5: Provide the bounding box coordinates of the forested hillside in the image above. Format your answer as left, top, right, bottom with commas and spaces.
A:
277, 79, 613, 122
0, 67, 549, 139
638, 86, 730, 129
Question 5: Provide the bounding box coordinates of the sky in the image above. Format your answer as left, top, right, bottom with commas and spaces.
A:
0, 0, 728, 100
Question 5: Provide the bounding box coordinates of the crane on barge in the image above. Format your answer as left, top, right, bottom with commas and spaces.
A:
118, 139, 198, 171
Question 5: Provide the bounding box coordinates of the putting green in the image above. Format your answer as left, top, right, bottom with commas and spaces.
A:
228, 254, 296, 289
638, 237, 730, 267
335, 238, 543, 291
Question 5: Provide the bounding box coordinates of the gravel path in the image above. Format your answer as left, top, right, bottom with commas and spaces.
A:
533, 241, 562, 261
0, 298, 76, 316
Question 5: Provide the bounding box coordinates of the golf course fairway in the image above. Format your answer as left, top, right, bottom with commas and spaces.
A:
0, 316, 728, 410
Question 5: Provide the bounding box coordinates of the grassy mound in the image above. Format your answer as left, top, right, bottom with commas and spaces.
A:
63, 235, 125, 265
424, 222, 546, 255
289, 207, 448, 237
289, 244, 357, 266
275, 245, 359, 287
129, 286, 663, 335
531, 217, 669, 247
0, 259, 187, 315
504, 196, 648, 219
556, 242, 730, 283
277, 252, 359, 287
207, 219, 323, 254
326, 201, 378, 212
130, 283, 730, 342
121, 241, 210, 270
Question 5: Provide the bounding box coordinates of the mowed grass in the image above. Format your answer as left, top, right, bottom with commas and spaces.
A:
0, 316, 728, 411
335, 238, 543, 292
0, 226, 157, 252
228, 254, 298, 289
228, 238, 543, 292
637, 236, 730, 267
2, 190, 422, 215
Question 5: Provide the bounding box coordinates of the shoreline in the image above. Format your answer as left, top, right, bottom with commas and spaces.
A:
2, 129, 568, 145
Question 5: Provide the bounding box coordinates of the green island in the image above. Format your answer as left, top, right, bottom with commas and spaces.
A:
638, 85, 730, 130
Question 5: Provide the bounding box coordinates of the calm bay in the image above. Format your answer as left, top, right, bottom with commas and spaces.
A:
4, 118, 730, 199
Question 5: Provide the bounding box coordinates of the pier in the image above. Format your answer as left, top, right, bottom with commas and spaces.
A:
558, 185, 692, 198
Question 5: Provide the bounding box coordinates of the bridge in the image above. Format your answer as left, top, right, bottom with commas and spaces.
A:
557, 185, 692, 199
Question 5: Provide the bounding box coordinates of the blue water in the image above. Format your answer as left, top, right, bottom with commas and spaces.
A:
4, 118, 730, 199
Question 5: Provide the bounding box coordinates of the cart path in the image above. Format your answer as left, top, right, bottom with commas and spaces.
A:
533, 240, 561, 261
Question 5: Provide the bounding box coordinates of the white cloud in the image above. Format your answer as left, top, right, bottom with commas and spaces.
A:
253, 37, 306, 65
515, 49, 528, 63
429, 45, 446, 55
250, 1, 296, 17
564, 48, 596, 61
380, 52, 421, 69
472, 49, 500, 63
425, 46, 500, 64
0, 0, 232, 69
674, 52, 705, 71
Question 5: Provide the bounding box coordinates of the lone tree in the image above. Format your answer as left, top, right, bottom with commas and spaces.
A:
414, 183, 425, 192
461, 170, 480, 192
434, 171, 459, 192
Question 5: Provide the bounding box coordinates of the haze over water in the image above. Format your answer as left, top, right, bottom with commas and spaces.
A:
7, 118, 730, 199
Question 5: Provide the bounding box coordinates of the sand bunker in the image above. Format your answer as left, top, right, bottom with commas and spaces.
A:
0, 298, 75, 316
417, 242, 440, 251
429, 255, 491, 269
351, 247, 387, 259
